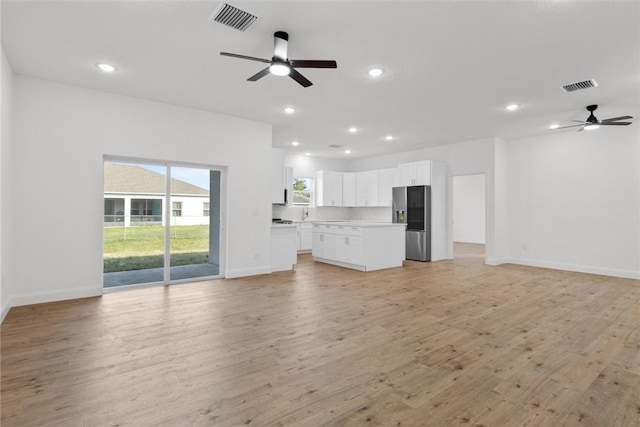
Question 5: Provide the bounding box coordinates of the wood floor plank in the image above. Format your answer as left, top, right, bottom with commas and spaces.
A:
2, 243, 639, 426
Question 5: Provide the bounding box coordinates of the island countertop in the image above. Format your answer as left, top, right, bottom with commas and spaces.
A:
311, 221, 406, 228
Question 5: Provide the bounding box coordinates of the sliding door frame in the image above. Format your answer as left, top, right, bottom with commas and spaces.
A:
102, 155, 227, 291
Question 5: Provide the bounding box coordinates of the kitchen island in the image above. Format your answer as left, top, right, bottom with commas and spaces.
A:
311, 222, 406, 272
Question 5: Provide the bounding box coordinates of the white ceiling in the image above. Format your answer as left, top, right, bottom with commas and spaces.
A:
2, 0, 639, 159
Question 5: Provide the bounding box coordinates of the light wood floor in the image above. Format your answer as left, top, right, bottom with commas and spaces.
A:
2, 244, 640, 426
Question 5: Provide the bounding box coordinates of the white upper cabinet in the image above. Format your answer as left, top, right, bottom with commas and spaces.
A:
378, 168, 396, 207
398, 160, 431, 186
356, 170, 379, 207
316, 171, 343, 206
271, 148, 285, 204
342, 172, 356, 207
284, 167, 293, 205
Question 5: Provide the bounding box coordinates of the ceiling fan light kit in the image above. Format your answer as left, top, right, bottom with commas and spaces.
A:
220, 31, 337, 88
554, 104, 633, 132
269, 63, 290, 76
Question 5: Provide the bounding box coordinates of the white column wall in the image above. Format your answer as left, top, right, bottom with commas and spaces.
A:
1, 46, 15, 322
11, 76, 272, 306
453, 174, 486, 244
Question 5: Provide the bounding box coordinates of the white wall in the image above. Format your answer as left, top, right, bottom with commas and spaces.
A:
1, 46, 14, 321
11, 76, 272, 307
453, 174, 486, 244
506, 129, 640, 279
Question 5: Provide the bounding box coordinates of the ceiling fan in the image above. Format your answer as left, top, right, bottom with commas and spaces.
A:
556, 105, 633, 131
220, 31, 337, 88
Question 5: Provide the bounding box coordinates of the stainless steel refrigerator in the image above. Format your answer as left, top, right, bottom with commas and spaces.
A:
392, 186, 431, 261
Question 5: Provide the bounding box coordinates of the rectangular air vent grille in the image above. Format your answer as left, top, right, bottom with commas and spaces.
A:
328, 144, 344, 148
562, 79, 598, 92
209, 2, 257, 32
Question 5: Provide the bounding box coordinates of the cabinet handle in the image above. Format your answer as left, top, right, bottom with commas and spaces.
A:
346, 236, 349, 245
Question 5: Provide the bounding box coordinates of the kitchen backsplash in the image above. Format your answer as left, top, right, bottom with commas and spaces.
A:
272, 205, 390, 222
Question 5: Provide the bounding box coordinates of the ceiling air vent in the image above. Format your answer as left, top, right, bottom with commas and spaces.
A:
328, 144, 344, 149
562, 79, 598, 93
208, 2, 257, 32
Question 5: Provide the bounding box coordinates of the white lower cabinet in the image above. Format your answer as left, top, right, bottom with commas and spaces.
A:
271, 225, 297, 272
296, 223, 313, 252
334, 226, 364, 265
335, 235, 363, 265
312, 225, 335, 259
300, 224, 313, 251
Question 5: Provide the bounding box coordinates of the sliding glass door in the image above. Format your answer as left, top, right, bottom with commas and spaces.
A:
168, 167, 220, 281
103, 160, 221, 288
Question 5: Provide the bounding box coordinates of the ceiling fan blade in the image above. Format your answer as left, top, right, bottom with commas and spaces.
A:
599, 122, 632, 126
555, 124, 584, 130
600, 116, 633, 122
220, 52, 271, 63
289, 60, 338, 68
289, 68, 313, 87
247, 67, 271, 82
571, 120, 587, 124
274, 31, 288, 60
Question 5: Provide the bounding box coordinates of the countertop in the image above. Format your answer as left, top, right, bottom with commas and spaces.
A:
312, 221, 406, 228
271, 223, 297, 229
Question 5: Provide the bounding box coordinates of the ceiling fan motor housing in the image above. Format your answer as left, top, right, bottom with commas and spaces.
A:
586, 104, 598, 123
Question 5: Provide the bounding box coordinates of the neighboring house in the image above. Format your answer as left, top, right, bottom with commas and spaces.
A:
104, 163, 210, 227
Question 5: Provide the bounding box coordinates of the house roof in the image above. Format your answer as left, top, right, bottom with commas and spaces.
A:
104, 163, 208, 196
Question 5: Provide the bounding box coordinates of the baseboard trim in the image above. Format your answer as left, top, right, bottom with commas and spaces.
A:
225, 266, 272, 279
1, 297, 13, 323
485, 257, 508, 266
10, 287, 103, 308
504, 258, 640, 280
454, 239, 486, 245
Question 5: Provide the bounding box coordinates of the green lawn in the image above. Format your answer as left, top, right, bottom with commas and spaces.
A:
104, 225, 209, 272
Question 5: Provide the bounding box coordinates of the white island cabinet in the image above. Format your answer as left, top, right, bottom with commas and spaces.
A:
312, 222, 406, 272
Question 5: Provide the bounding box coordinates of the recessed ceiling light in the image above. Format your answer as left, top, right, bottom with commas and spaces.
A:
283, 107, 296, 114
305, 152, 311, 156
348, 127, 358, 133
548, 123, 560, 130
96, 63, 117, 73
505, 104, 520, 111
385, 135, 394, 141
291, 141, 299, 146
584, 124, 600, 131
345, 150, 351, 154
367, 68, 384, 77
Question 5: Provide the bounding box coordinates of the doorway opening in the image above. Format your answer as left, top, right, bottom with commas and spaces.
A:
102, 160, 222, 288
452, 173, 486, 260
